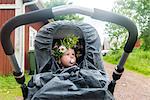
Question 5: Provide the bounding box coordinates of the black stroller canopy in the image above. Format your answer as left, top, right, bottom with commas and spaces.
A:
35, 21, 105, 74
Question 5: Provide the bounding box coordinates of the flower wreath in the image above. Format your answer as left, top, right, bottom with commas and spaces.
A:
52, 34, 80, 60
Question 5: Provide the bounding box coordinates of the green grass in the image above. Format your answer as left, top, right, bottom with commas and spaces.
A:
0, 73, 31, 100
103, 49, 150, 77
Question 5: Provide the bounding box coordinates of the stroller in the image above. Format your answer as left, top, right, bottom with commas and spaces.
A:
0, 5, 138, 100
27, 20, 114, 100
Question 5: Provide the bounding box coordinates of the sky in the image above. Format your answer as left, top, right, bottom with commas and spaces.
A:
69, 0, 114, 10
69, 0, 115, 44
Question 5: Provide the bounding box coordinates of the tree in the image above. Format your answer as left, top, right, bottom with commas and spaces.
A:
140, 22, 150, 50
105, 0, 150, 50
135, 0, 150, 50
105, 23, 127, 51
113, 0, 149, 31
44, 0, 84, 21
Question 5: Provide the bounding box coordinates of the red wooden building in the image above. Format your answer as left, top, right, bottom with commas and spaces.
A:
0, 0, 47, 75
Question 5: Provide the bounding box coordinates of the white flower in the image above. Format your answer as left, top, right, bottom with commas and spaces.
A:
59, 45, 67, 53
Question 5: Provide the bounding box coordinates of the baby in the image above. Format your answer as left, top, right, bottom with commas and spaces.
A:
60, 48, 76, 68
52, 34, 79, 69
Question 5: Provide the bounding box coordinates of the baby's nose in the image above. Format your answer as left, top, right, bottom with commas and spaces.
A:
70, 54, 74, 58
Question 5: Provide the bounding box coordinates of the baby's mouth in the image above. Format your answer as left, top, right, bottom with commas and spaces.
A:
70, 59, 75, 64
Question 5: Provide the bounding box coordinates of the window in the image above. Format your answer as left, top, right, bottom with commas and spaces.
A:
29, 27, 37, 50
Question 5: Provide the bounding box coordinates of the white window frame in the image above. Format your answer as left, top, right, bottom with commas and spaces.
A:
29, 27, 37, 50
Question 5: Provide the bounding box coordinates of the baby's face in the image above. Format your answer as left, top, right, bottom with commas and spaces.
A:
60, 48, 76, 67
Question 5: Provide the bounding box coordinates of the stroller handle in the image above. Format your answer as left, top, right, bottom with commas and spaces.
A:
0, 5, 137, 73
1, 5, 138, 55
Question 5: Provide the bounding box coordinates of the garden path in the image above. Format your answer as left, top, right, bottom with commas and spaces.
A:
104, 62, 150, 100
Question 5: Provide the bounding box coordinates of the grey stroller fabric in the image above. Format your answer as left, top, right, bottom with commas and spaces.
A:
27, 21, 114, 100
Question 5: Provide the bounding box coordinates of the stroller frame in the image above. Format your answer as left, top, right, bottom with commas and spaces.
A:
0, 5, 138, 99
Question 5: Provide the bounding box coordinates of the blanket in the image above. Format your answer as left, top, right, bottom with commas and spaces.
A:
27, 66, 114, 100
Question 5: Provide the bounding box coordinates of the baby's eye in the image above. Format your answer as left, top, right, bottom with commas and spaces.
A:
66, 53, 69, 55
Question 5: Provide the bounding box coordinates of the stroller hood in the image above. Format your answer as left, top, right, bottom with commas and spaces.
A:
35, 21, 105, 74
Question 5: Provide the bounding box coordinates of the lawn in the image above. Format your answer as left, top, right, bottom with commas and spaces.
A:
103, 48, 150, 76
0, 74, 31, 100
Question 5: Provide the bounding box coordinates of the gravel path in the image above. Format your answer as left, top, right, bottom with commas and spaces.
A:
104, 62, 150, 100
